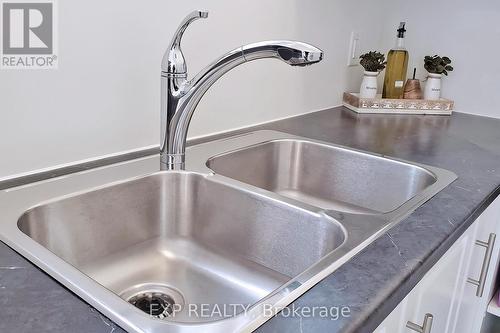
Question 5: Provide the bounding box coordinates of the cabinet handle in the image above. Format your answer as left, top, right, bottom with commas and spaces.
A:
406, 313, 433, 333
467, 233, 496, 297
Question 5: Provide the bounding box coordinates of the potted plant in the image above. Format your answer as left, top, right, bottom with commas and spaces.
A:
359, 51, 386, 98
423, 55, 453, 100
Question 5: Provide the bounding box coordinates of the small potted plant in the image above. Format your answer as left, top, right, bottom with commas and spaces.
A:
359, 51, 386, 98
423, 55, 453, 100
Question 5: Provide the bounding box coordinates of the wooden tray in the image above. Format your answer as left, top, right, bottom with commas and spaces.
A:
343, 92, 454, 115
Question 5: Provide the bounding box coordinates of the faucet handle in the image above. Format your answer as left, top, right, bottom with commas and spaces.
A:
162, 10, 209, 74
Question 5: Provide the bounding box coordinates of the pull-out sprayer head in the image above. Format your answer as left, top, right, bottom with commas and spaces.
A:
241, 41, 323, 67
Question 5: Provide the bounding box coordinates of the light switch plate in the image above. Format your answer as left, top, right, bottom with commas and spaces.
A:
347, 31, 360, 67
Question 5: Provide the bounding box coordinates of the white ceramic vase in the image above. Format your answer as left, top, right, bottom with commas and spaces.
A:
424, 73, 442, 100
359, 71, 379, 98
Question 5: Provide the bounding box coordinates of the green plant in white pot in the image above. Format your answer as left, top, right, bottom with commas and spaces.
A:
359, 51, 386, 98
423, 55, 453, 100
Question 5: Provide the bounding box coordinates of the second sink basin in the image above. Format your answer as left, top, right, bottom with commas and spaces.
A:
207, 138, 437, 214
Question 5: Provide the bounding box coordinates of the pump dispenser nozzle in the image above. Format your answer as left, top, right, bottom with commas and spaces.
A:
397, 22, 406, 38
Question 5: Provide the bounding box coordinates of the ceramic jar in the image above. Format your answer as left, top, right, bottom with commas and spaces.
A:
359, 71, 379, 98
424, 73, 442, 100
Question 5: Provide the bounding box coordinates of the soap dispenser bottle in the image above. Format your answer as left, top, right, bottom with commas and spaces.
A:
382, 22, 409, 99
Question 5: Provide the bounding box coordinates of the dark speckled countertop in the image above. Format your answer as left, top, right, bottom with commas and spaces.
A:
1, 107, 500, 333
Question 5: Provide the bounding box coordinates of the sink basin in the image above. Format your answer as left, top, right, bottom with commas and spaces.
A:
18, 172, 344, 324
0, 130, 456, 333
207, 139, 437, 214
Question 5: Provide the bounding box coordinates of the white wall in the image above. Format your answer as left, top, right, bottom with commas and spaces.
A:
381, 0, 500, 119
0, 1, 390, 178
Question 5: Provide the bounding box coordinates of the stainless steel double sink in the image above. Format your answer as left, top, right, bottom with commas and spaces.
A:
0, 130, 456, 333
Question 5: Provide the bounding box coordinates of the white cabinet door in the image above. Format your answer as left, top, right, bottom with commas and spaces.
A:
453, 197, 500, 333
404, 233, 470, 333
374, 226, 473, 333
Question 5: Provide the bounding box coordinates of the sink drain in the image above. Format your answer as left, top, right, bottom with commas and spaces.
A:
128, 292, 176, 318
120, 284, 184, 320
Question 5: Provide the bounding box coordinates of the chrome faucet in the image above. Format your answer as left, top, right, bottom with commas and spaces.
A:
160, 10, 323, 170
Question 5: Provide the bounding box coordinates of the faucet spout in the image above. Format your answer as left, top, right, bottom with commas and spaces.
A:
160, 12, 323, 170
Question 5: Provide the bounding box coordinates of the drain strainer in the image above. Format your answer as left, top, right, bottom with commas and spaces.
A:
120, 284, 185, 320
128, 292, 175, 319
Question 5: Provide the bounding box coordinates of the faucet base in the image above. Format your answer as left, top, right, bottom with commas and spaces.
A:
160, 153, 185, 171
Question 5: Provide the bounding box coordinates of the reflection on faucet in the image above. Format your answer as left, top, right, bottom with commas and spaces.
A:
160, 10, 324, 170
